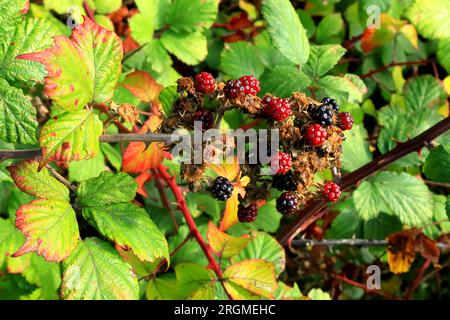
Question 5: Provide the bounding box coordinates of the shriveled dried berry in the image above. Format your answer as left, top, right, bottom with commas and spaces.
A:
272, 172, 297, 191
194, 109, 214, 130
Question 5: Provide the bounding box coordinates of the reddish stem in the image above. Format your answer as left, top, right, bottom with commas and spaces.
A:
404, 259, 431, 300
83, 1, 95, 20
278, 116, 450, 246
151, 169, 179, 233
157, 165, 233, 300
359, 59, 432, 79
334, 274, 398, 299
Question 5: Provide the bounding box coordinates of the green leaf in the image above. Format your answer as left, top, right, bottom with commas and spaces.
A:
207, 222, 251, 259
342, 124, 372, 172
61, 237, 139, 300
437, 38, 450, 73
175, 263, 216, 299
14, 198, 79, 262
253, 31, 292, 67
377, 106, 443, 159
362, 213, 402, 239
0, 0, 28, 35
159, 86, 178, 117
315, 13, 344, 44
303, 45, 346, 79
100, 143, 122, 171
317, 74, 367, 104
0, 218, 25, 270
166, 0, 218, 34
77, 171, 137, 206
353, 171, 434, 227
233, 232, 285, 277
78, 172, 169, 263
21, 254, 61, 300
93, 0, 121, 14
19, 17, 122, 111
39, 109, 103, 169
326, 200, 361, 239
220, 42, 265, 79
161, 31, 207, 65
423, 145, 450, 183
259, 64, 311, 98
308, 288, 331, 300
68, 151, 105, 182
404, 75, 446, 112
296, 9, 315, 39
223, 259, 277, 299
147, 273, 183, 300
7, 160, 69, 201
82, 204, 169, 263
128, 0, 157, 45
274, 282, 303, 300
262, 0, 310, 65
0, 17, 60, 84
406, 0, 450, 39
0, 79, 37, 144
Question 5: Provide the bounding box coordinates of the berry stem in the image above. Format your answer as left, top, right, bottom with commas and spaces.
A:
157, 164, 234, 300
278, 116, 450, 246
359, 59, 432, 79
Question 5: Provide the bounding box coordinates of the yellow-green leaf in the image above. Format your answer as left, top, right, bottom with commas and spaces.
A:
223, 259, 278, 299
207, 222, 251, 258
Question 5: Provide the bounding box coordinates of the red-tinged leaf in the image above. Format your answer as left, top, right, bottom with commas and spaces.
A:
223, 259, 278, 299
361, 27, 377, 53
122, 116, 170, 173
207, 221, 252, 258
123, 34, 140, 53
121, 71, 163, 103
14, 199, 79, 262
39, 110, 103, 169
7, 160, 69, 200
135, 171, 152, 197
18, 16, 122, 111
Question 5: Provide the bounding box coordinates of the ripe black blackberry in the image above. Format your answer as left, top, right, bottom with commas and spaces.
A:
237, 203, 258, 222
276, 192, 299, 215
321, 97, 339, 111
224, 79, 245, 99
210, 176, 234, 201
272, 172, 297, 191
311, 104, 334, 127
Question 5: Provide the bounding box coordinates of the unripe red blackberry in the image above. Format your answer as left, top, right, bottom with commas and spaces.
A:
239, 75, 260, 95
321, 97, 339, 111
322, 181, 341, 202
195, 72, 216, 93
339, 112, 354, 131
305, 124, 327, 146
224, 79, 245, 99
274, 151, 292, 175
210, 176, 234, 201
193, 109, 214, 130
263, 98, 292, 121
276, 192, 299, 215
237, 203, 258, 222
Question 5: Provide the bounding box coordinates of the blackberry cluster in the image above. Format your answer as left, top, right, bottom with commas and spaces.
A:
276, 192, 299, 215
321, 97, 339, 111
322, 182, 341, 202
305, 124, 328, 146
339, 112, 354, 131
237, 203, 258, 222
210, 176, 234, 201
272, 172, 297, 191
311, 104, 334, 127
